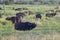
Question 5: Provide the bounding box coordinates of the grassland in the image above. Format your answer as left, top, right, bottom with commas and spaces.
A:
0, 4, 60, 40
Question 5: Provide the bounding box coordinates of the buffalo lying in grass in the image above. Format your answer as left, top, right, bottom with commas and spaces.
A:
46, 13, 57, 17
6, 12, 25, 23
6, 16, 16, 23
15, 22, 36, 31
15, 8, 22, 11
6, 16, 22, 24
36, 13, 42, 19
55, 10, 60, 12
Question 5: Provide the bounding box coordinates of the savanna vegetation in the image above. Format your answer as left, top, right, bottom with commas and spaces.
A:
0, 1, 60, 40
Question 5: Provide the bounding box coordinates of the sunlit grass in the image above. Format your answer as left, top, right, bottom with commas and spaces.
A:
0, 4, 60, 36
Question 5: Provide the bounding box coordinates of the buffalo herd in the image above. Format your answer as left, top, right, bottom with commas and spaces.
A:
6, 12, 36, 31
0, 7, 58, 31
5, 10, 57, 31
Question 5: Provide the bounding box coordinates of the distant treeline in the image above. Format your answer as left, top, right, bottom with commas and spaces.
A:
0, 0, 60, 5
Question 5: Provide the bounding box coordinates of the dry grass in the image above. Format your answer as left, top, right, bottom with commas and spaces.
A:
0, 32, 60, 40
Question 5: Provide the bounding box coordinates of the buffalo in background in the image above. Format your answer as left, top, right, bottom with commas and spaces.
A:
36, 13, 42, 19
46, 12, 57, 17
15, 8, 22, 11
23, 8, 28, 10
24, 10, 34, 15
16, 12, 25, 17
